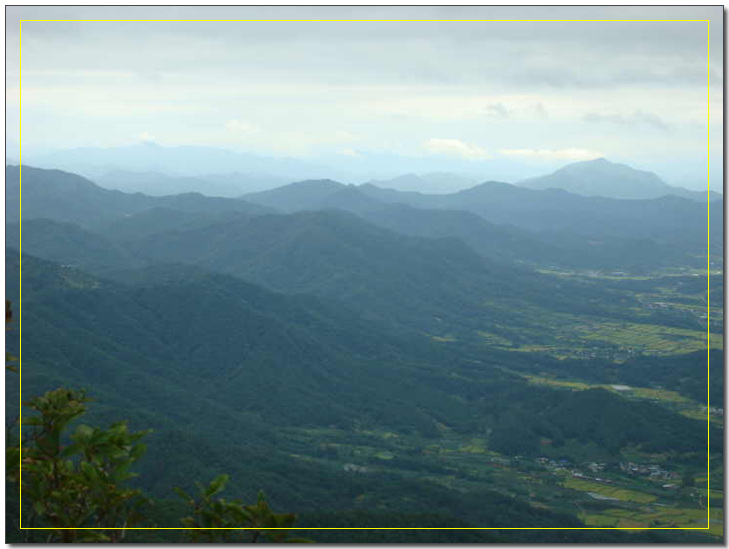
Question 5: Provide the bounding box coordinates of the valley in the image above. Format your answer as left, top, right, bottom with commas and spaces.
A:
6, 163, 723, 542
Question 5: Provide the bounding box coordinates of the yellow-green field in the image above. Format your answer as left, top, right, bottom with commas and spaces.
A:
564, 477, 657, 504
476, 300, 722, 360
524, 375, 721, 427
573, 320, 722, 355
583, 507, 723, 536
525, 375, 688, 405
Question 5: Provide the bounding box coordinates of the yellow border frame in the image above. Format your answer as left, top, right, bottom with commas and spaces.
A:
16, 17, 713, 534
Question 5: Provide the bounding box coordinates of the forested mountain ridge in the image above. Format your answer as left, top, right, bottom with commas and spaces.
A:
7, 250, 721, 540
11, 208, 658, 346
9, 164, 718, 274
7, 163, 723, 539
242, 171, 721, 263
356, 180, 722, 250
6, 165, 271, 229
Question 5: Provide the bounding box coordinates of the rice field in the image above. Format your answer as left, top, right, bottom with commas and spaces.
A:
564, 477, 657, 504
584, 507, 723, 536
476, 297, 722, 360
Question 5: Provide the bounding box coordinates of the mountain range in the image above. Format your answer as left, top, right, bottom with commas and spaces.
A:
22, 142, 720, 200
9, 164, 721, 277
242, 173, 722, 264
8, 248, 720, 542
24, 142, 334, 180
6, 162, 723, 540
93, 169, 291, 198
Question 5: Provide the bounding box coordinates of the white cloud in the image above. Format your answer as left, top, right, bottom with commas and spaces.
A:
338, 147, 362, 157
499, 148, 602, 160
137, 132, 156, 142
334, 130, 356, 142
226, 119, 260, 133
482, 102, 510, 118
424, 138, 491, 160
582, 110, 669, 131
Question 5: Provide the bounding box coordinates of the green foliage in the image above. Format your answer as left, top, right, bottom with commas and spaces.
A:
176, 475, 312, 543
5, 300, 307, 543
5, 300, 18, 372
8, 385, 308, 543
5, 160, 722, 544
17, 388, 149, 542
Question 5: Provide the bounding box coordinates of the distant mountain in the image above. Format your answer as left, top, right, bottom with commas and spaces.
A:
243, 179, 345, 212
12, 165, 717, 276
110, 208, 645, 343
96, 207, 244, 242
241, 176, 715, 271
94, 169, 290, 198
25, 142, 335, 179
358, 180, 722, 253
518, 158, 720, 202
6, 165, 271, 228
358, 204, 698, 271
244, 179, 387, 216
364, 172, 479, 194
122, 209, 527, 335
357, 183, 435, 208
6, 219, 144, 274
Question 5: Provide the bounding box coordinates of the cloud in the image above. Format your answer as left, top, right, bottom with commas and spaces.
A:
499, 148, 602, 160
338, 147, 362, 157
582, 110, 669, 131
532, 102, 549, 118
6, 6, 717, 174
226, 119, 260, 133
481, 102, 510, 118
333, 130, 356, 142
137, 132, 156, 142
425, 138, 490, 160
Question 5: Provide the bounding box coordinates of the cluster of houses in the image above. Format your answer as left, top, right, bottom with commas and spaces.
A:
535, 457, 570, 470
535, 457, 616, 484
638, 295, 717, 326
534, 457, 682, 489
342, 463, 369, 474
700, 406, 724, 417
570, 471, 614, 485
619, 461, 679, 480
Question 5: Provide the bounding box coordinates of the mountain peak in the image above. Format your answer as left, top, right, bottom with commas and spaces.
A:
138, 140, 162, 148
586, 157, 610, 164
517, 158, 713, 202
518, 159, 674, 200
243, 179, 346, 212
290, 178, 344, 190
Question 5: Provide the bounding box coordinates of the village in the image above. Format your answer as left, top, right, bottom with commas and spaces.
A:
533, 456, 681, 489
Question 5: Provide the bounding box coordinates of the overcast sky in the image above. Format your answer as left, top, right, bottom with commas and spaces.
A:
6, 5, 723, 188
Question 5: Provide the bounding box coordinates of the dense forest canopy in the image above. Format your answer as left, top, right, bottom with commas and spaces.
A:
5, 161, 723, 543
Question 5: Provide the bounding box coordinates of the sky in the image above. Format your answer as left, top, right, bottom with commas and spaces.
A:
5, 5, 724, 189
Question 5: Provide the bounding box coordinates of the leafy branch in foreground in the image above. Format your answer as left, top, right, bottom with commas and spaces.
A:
176, 475, 313, 543
17, 388, 149, 542
5, 301, 311, 543
6, 300, 18, 372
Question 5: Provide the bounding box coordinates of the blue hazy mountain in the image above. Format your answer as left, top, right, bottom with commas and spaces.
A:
24, 142, 336, 180
518, 157, 720, 201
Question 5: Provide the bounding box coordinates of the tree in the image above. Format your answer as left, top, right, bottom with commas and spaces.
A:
5, 301, 311, 543
176, 475, 312, 543
681, 471, 695, 488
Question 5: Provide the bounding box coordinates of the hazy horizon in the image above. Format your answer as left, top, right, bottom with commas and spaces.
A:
6, 6, 723, 191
